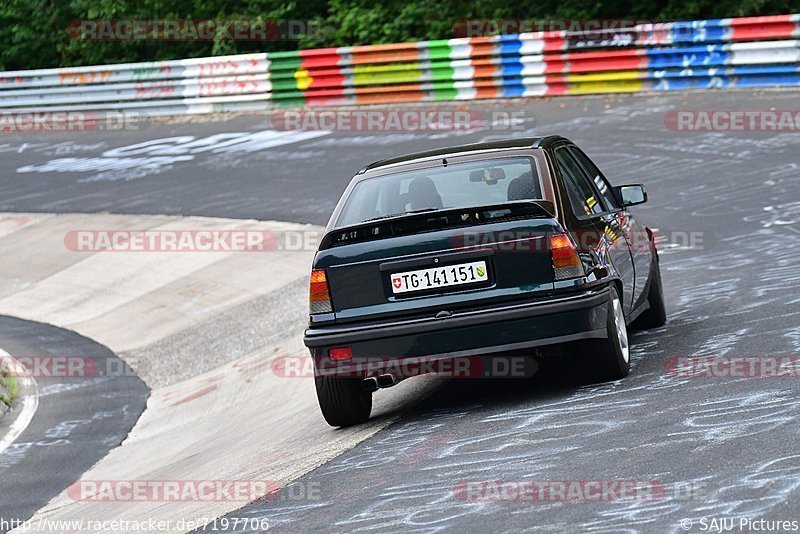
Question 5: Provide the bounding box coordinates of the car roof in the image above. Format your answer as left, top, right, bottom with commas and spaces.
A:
359, 135, 569, 174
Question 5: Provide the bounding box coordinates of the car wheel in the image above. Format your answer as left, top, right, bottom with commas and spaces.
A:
587, 285, 631, 382
633, 252, 667, 329
315, 375, 372, 427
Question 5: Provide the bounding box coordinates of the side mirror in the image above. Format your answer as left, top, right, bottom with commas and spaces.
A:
615, 184, 647, 207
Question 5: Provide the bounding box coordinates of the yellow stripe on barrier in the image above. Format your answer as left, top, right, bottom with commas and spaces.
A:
352, 62, 422, 74
566, 71, 643, 83
567, 80, 645, 94
354, 70, 424, 85
294, 69, 313, 91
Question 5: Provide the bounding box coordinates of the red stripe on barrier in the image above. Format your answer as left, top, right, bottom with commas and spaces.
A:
295, 66, 344, 78
545, 83, 569, 95
298, 47, 340, 57
300, 54, 344, 70
542, 37, 568, 53
563, 49, 644, 61
543, 60, 570, 74
305, 74, 346, 90
728, 14, 795, 25
731, 23, 798, 41
567, 57, 648, 72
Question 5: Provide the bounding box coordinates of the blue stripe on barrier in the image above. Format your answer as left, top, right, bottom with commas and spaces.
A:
645, 44, 727, 56
500, 61, 524, 77
647, 52, 731, 69
669, 27, 730, 44
733, 74, 800, 86
650, 67, 720, 78
497, 56, 522, 67
498, 39, 523, 57
732, 65, 800, 75
500, 83, 526, 97
651, 76, 732, 90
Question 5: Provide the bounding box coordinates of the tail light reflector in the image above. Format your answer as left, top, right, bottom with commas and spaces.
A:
310, 269, 333, 314
550, 234, 584, 280
329, 347, 352, 361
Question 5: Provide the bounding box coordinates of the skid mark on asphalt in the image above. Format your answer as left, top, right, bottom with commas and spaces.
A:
171, 385, 218, 406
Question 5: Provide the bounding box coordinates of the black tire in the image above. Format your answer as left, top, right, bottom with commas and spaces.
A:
633, 251, 667, 329
315, 375, 372, 427
585, 285, 631, 382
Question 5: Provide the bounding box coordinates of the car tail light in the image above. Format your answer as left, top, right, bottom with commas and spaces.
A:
550, 234, 584, 280
309, 269, 333, 313
329, 347, 352, 361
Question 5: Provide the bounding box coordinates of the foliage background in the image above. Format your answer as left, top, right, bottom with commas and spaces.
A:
1, 0, 798, 70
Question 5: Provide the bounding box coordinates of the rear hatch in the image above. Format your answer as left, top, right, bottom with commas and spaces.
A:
314, 202, 563, 324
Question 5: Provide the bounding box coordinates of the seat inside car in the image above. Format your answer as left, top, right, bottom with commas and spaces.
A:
405, 176, 444, 210
507, 171, 540, 201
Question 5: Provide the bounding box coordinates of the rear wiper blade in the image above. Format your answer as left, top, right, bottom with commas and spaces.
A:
363, 208, 439, 222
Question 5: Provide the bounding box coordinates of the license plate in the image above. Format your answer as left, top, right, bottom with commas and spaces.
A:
390, 261, 488, 294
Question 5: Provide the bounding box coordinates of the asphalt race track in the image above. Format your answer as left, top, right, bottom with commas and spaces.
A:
0, 317, 147, 522
2, 89, 800, 532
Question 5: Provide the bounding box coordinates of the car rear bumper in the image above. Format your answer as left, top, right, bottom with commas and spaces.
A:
304, 285, 610, 375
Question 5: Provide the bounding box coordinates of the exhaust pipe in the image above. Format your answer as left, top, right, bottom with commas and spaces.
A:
362, 376, 379, 392
376, 373, 397, 388
362, 373, 399, 391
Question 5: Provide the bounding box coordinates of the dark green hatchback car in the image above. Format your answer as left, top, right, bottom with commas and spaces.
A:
304, 136, 666, 426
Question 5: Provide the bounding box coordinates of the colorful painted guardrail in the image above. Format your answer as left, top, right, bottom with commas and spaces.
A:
0, 14, 798, 116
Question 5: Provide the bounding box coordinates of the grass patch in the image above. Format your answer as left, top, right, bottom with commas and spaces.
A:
0, 368, 18, 407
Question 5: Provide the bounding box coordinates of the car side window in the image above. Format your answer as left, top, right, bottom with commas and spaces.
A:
569, 146, 620, 210
555, 148, 604, 217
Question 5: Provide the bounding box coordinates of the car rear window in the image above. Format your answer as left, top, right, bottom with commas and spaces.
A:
336, 157, 543, 228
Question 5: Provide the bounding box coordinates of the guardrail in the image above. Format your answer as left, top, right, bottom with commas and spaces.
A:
1, 14, 798, 116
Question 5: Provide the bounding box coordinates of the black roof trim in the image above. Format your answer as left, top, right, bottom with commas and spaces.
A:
362, 136, 566, 173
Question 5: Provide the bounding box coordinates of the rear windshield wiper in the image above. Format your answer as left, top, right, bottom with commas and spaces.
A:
363, 208, 439, 222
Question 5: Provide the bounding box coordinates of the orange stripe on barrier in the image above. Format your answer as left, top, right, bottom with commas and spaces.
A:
473, 65, 500, 79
